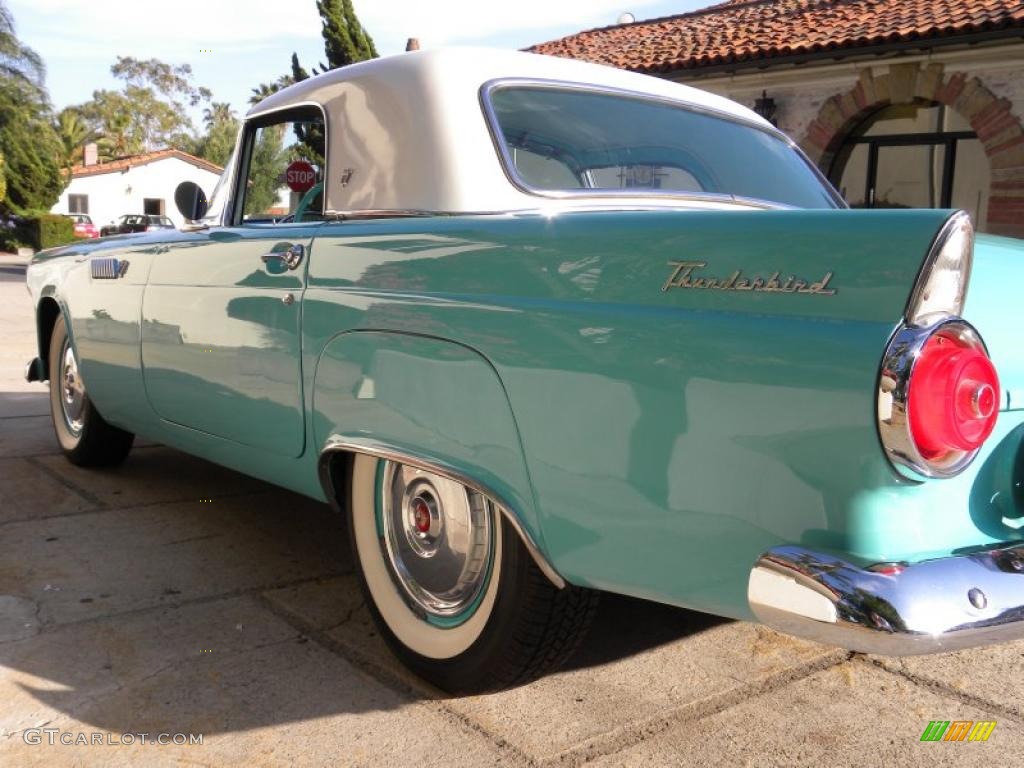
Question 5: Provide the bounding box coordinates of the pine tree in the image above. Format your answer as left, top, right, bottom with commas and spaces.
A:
291, 0, 377, 87
318, 0, 377, 70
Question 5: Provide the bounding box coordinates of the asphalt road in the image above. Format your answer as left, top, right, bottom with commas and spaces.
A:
0, 252, 1020, 766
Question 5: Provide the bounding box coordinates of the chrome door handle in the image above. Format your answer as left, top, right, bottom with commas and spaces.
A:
261, 243, 304, 271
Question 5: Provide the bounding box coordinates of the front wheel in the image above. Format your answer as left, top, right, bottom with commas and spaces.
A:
348, 454, 598, 693
48, 315, 134, 467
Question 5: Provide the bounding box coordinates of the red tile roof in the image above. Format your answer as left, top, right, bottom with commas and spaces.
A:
71, 149, 223, 178
528, 0, 1024, 74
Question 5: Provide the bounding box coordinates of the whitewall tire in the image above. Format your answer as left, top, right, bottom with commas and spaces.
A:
48, 315, 134, 467
347, 453, 599, 693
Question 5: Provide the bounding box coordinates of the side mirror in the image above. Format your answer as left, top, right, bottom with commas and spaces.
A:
174, 181, 209, 221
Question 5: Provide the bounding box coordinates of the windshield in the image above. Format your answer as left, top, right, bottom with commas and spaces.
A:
487, 86, 839, 209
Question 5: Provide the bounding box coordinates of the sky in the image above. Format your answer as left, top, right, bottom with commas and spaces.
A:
9, 0, 708, 128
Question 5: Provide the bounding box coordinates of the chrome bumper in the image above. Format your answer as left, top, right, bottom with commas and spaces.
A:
749, 544, 1024, 655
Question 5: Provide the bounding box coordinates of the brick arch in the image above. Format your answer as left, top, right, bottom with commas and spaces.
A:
799, 62, 1024, 239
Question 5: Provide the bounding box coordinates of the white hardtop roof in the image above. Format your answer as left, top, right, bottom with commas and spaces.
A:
246, 48, 776, 215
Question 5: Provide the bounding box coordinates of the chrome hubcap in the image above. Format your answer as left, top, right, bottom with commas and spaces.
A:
380, 461, 493, 620
59, 340, 85, 435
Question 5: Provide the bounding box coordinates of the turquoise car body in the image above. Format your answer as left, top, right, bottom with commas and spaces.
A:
26, 211, 1024, 623
25, 50, 1024, 651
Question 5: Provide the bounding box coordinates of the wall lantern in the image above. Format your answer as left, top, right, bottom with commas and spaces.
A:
754, 90, 778, 126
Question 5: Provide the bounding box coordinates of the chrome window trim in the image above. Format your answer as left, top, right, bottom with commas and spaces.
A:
479, 77, 845, 210
231, 100, 330, 228
876, 318, 990, 481
317, 437, 566, 589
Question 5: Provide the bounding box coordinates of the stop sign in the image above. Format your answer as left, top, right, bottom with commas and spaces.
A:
285, 160, 317, 193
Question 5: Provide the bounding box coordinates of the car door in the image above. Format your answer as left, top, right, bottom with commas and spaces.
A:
140, 106, 327, 457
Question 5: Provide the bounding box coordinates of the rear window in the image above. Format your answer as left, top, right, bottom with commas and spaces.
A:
487, 85, 838, 210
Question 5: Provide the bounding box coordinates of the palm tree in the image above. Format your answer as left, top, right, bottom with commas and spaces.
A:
98, 112, 136, 161
202, 101, 235, 129
249, 74, 293, 106
56, 109, 90, 171
0, 1, 43, 87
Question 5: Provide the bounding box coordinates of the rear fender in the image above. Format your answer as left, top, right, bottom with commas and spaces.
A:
311, 330, 563, 587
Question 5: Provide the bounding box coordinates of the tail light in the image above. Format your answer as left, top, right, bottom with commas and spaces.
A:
909, 331, 998, 457
878, 212, 1001, 480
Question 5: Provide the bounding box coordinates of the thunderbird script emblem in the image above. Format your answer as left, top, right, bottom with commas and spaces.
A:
661, 261, 836, 296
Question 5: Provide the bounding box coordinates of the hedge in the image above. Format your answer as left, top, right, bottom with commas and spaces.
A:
0, 211, 76, 252
31, 213, 75, 250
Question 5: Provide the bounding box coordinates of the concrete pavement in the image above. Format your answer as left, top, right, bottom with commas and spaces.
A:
0, 258, 1021, 766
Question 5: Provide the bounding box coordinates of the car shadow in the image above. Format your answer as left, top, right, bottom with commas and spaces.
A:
0, 390, 723, 740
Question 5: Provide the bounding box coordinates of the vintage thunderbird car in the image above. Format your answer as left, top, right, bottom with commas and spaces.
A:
24, 49, 1024, 693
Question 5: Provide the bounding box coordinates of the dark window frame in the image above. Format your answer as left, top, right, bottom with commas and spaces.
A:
829, 103, 976, 209
231, 104, 328, 227
68, 194, 89, 214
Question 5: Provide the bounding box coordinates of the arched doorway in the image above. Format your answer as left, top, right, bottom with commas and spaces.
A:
799, 63, 1024, 239
828, 101, 990, 227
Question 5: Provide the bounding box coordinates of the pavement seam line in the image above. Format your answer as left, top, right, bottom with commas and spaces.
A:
857, 655, 1024, 724
254, 591, 539, 768
22, 455, 109, 509
541, 649, 854, 767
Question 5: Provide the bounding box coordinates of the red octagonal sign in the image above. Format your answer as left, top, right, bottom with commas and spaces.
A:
285, 160, 316, 193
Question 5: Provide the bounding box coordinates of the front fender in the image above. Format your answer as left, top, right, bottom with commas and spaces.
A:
311, 330, 562, 585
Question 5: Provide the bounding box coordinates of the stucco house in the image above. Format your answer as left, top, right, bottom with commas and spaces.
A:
530, 0, 1024, 238
52, 148, 222, 230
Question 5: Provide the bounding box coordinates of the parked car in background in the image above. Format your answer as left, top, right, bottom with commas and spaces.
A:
143, 215, 175, 232
99, 215, 148, 237
99, 215, 175, 237
22, 49, 1024, 694
66, 214, 99, 239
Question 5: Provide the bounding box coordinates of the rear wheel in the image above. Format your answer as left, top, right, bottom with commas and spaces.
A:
348, 454, 598, 693
48, 315, 134, 467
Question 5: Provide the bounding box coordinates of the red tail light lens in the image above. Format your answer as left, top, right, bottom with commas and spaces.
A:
908, 334, 999, 459
878, 319, 999, 480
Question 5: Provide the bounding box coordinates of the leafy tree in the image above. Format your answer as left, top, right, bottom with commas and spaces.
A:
0, 2, 61, 211
74, 56, 212, 157
0, 88, 62, 210
0, 150, 6, 203
111, 56, 211, 106
241, 125, 285, 216
0, 2, 43, 87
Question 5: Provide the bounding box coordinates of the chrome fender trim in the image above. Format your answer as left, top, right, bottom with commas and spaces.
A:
317, 437, 566, 590
749, 544, 1024, 655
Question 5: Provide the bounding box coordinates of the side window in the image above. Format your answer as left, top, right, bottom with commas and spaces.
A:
236, 107, 326, 225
